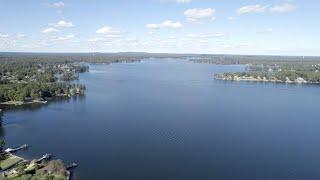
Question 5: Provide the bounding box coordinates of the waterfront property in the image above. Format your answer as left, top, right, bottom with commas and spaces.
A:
0, 154, 23, 170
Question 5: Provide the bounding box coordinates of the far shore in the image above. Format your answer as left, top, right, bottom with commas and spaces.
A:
214, 74, 320, 85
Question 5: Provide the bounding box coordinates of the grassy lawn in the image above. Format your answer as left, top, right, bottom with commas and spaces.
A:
0, 156, 23, 170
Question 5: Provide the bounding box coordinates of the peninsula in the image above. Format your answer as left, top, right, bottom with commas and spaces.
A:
191, 55, 320, 84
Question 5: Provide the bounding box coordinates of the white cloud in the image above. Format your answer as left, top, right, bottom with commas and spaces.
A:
16, 34, 26, 38
20, 44, 41, 50
146, 20, 182, 29
235, 43, 256, 48
176, 0, 191, 3
104, 34, 123, 38
90, 26, 125, 43
227, 16, 238, 21
52, 1, 65, 8
184, 8, 216, 22
0, 33, 9, 38
236, 3, 296, 16
51, 34, 74, 41
212, 32, 225, 37
123, 38, 140, 46
257, 28, 273, 34
42, 27, 59, 34
270, 3, 297, 13
237, 5, 267, 15
53, 20, 74, 28
96, 26, 123, 35
88, 37, 105, 42
181, 32, 226, 47
148, 31, 155, 35
186, 33, 225, 39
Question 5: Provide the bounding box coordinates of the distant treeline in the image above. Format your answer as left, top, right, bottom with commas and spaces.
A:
191, 54, 320, 65
2, 53, 320, 102
194, 54, 320, 83
0, 52, 196, 103
0, 52, 194, 64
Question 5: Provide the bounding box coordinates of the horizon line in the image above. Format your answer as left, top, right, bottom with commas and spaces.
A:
0, 51, 319, 58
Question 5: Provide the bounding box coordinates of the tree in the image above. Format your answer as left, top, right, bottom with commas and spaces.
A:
0, 139, 5, 160
0, 139, 4, 150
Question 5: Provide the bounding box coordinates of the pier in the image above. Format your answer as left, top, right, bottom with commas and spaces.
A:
66, 162, 78, 170
4, 144, 28, 153
35, 154, 52, 163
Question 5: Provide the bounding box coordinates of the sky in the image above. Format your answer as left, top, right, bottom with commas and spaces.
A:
0, 0, 319, 55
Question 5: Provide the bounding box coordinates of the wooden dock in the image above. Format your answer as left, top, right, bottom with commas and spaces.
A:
35, 154, 51, 163
4, 144, 28, 153
66, 162, 78, 170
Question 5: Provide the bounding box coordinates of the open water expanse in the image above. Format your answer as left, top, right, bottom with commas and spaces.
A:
2, 59, 320, 180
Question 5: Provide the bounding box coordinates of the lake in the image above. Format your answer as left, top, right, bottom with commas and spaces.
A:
2, 58, 320, 180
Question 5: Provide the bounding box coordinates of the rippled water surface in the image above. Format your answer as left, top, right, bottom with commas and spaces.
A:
2, 59, 320, 180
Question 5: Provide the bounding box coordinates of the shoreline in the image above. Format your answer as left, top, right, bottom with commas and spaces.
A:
0, 92, 81, 107
0, 151, 71, 179
214, 74, 320, 85
0, 100, 48, 106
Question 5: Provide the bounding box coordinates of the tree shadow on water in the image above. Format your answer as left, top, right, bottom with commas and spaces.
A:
0, 115, 4, 139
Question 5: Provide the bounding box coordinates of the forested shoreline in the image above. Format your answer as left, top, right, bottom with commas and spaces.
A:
0, 59, 87, 104
2, 53, 320, 102
191, 54, 320, 84
1, 53, 320, 179
0, 52, 195, 104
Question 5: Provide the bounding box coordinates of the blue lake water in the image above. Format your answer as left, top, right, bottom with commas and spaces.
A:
2, 59, 320, 180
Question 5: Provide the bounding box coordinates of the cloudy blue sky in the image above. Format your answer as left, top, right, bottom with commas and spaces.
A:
0, 0, 319, 55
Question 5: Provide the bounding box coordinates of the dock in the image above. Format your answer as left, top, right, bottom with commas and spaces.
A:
66, 163, 78, 180
35, 154, 52, 163
66, 162, 78, 170
4, 144, 28, 153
